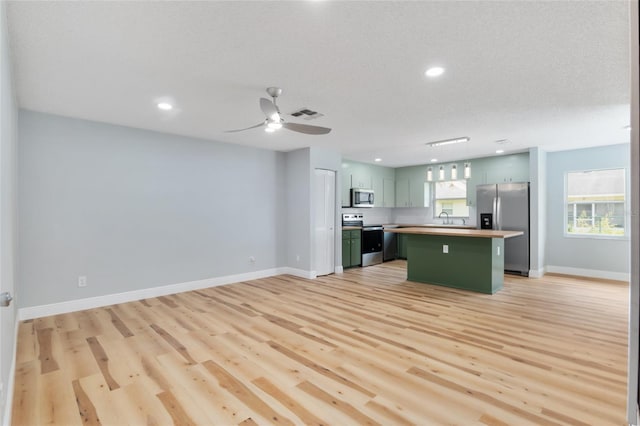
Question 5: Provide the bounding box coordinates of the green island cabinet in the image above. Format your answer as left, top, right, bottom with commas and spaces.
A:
342, 230, 362, 268
398, 234, 408, 259
388, 228, 522, 294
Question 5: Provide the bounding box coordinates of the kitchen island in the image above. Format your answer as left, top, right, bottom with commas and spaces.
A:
385, 227, 523, 294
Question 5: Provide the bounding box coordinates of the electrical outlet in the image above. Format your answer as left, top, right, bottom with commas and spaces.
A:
443, 245, 449, 254
249, 256, 256, 263
78, 276, 87, 287
497, 246, 501, 256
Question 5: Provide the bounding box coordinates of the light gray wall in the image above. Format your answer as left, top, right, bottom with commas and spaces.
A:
18, 110, 286, 308
0, 2, 17, 420
546, 143, 630, 275
284, 148, 311, 270
529, 147, 547, 276
283, 147, 342, 273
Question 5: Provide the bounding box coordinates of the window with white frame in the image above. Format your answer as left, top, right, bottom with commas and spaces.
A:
434, 180, 469, 218
566, 168, 625, 237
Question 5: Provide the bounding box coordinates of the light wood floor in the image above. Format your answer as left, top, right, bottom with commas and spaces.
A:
12, 260, 628, 425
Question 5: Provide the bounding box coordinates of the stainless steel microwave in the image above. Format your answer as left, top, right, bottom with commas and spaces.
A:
351, 188, 374, 208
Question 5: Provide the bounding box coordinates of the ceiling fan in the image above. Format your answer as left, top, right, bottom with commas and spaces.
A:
226, 87, 331, 135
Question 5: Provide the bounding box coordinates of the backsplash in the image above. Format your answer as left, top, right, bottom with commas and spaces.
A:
392, 207, 434, 225
341, 207, 393, 225
341, 206, 477, 227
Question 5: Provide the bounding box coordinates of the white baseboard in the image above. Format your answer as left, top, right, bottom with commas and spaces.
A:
2, 319, 18, 426
528, 267, 546, 278
546, 265, 630, 282
334, 266, 344, 274
18, 267, 318, 321
280, 267, 317, 279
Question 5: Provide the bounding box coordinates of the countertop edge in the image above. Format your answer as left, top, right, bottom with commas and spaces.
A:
384, 227, 523, 239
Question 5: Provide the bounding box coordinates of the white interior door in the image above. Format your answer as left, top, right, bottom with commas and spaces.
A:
314, 169, 335, 276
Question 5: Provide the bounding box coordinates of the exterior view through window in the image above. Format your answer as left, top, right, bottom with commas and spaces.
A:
434, 180, 469, 218
566, 168, 625, 236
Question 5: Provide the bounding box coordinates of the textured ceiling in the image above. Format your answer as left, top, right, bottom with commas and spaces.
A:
6, 1, 631, 167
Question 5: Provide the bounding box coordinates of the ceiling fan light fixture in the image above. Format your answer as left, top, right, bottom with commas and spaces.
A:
226, 87, 331, 135
426, 137, 470, 147
264, 127, 276, 133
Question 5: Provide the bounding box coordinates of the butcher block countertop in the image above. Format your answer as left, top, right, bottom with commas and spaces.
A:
385, 223, 476, 229
385, 227, 523, 239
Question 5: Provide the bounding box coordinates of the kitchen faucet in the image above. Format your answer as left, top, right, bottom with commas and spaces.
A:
438, 211, 450, 225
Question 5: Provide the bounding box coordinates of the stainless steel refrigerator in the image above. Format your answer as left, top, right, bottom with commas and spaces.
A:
476, 183, 530, 276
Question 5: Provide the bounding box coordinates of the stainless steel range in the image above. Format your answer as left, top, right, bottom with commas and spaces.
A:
342, 213, 383, 267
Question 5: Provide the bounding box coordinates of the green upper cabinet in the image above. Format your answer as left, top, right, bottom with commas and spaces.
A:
395, 165, 429, 207
485, 153, 530, 184
466, 169, 480, 206
350, 162, 373, 188
342, 152, 529, 209
341, 168, 352, 207
466, 153, 530, 206
395, 178, 410, 207
341, 160, 395, 208
382, 177, 395, 207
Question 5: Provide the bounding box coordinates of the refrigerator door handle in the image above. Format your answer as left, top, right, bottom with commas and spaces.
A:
492, 197, 498, 229
496, 196, 502, 230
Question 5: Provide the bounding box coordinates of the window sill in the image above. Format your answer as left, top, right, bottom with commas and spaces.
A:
564, 232, 629, 241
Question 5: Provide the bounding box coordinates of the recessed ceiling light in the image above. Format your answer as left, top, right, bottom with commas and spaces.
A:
496, 149, 504, 154
157, 102, 173, 111
431, 158, 438, 163
425, 67, 445, 78
374, 158, 382, 162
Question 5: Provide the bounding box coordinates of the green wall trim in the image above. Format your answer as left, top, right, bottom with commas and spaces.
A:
406, 234, 504, 294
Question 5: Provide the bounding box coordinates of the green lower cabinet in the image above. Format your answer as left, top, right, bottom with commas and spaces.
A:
342, 235, 351, 268
342, 230, 362, 268
350, 234, 361, 266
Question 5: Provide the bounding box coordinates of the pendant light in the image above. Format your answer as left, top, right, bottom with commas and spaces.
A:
438, 165, 445, 180
451, 164, 458, 180
426, 167, 433, 182
464, 162, 471, 179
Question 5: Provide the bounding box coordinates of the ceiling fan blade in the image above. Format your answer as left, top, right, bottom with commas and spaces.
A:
224, 122, 265, 133
282, 122, 332, 135
260, 98, 280, 121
